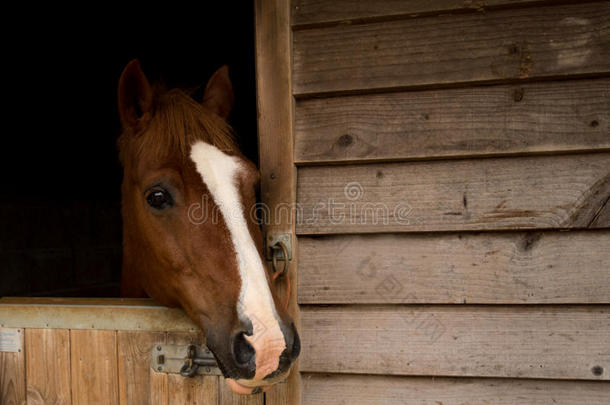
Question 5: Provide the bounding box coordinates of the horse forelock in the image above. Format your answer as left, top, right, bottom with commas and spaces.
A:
118, 86, 238, 167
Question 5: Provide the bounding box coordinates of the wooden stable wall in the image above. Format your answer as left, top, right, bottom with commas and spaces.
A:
0, 298, 268, 405
289, 0, 610, 403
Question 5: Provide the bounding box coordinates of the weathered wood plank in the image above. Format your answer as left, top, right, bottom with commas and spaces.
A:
255, 0, 301, 404
118, 331, 167, 405
296, 153, 610, 234
167, 373, 217, 405
0, 298, 198, 332
167, 332, 218, 405
294, 79, 610, 164
292, 0, 569, 28
70, 329, 119, 405
300, 306, 610, 380
0, 328, 25, 405
302, 373, 610, 405
293, 3, 610, 96
25, 329, 71, 405
298, 230, 610, 304
0, 297, 159, 306
149, 333, 169, 405
150, 345, 169, 405
219, 377, 265, 405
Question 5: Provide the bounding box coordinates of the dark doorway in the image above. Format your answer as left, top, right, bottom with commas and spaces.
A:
1, 5, 257, 297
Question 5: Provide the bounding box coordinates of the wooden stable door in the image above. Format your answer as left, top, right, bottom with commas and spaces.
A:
0, 298, 273, 405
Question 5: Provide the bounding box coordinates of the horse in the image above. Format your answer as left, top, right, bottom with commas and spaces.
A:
117, 60, 299, 395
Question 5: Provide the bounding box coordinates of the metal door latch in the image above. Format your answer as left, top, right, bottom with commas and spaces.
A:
151, 343, 221, 377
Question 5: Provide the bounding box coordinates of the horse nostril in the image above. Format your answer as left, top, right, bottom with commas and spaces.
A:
291, 323, 301, 360
232, 332, 255, 366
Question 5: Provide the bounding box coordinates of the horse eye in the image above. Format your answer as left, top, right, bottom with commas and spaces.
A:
146, 189, 174, 210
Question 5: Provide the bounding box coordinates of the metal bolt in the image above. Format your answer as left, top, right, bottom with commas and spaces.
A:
157, 366, 162, 371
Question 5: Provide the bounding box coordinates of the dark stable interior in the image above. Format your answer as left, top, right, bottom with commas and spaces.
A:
1, 6, 257, 297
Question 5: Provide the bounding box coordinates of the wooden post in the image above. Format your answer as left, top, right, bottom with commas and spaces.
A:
254, 0, 301, 404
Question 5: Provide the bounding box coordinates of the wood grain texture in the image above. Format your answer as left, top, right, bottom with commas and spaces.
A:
296, 153, 610, 234
70, 329, 119, 405
0, 328, 25, 405
302, 373, 610, 405
118, 331, 167, 405
219, 377, 265, 405
300, 306, 610, 380
25, 329, 71, 405
255, 0, 301, 404
294, 79, 610, 164
149, 332, 168, 405
0, 297, 165, 306
150, 363, 168, 405
298, 230, 610, 304
167, 374, 217, 405
166, 332, 218, 405
293, 2, 610, 96
292, 0, 569, 27
0, 298, 198, 332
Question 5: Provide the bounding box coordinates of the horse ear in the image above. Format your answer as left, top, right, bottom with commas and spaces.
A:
118, 59, 153, 131
202, 65, 234, 120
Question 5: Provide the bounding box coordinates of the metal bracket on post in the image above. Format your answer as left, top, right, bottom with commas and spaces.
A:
266, 233, 293, 262
151, 343, 221, 376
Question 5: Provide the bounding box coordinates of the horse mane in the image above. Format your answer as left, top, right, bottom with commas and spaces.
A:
118, 85, 238, 165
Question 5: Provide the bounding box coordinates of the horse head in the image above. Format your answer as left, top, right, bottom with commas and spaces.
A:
117, 60, 299, 394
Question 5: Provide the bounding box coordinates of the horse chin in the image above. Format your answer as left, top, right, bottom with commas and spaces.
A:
225, 378, 276, 395
205, 343, 275, 395
225, 369, 290, 395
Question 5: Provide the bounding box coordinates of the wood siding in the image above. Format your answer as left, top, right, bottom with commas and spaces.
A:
292, 0, 610, 403
302, 374, 610, 405
299, 306, 610, 379
298, 230, 610, 304
293, 2, 610, 96
296, 153, 610, 234
295, 79, 610, 164
292, 0, 570, 28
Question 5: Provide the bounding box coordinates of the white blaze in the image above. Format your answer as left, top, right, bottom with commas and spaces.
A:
190, 141, 285, 381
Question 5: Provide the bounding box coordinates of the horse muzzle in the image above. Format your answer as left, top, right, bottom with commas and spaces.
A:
209, 320, 300, 395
